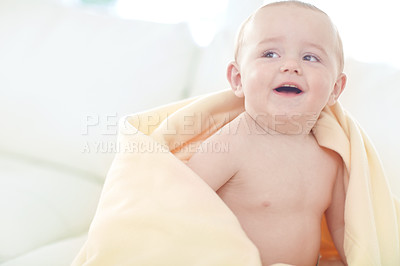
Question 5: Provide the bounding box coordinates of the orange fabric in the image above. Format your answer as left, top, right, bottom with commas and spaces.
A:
321, 215, 339, 259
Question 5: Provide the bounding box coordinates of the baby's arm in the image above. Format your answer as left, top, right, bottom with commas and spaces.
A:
325, 160, 347, 265
187, 131, 238, 191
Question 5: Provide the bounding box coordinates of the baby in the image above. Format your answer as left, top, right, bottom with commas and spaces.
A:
187, 1, 347, 266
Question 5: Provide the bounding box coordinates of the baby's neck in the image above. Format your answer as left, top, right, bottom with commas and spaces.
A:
243, 111, 318, 139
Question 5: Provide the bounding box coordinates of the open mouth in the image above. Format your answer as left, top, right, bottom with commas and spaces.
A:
274, 84, 303, 95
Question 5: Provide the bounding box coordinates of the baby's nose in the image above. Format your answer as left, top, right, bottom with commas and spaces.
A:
279, 60, 302, 75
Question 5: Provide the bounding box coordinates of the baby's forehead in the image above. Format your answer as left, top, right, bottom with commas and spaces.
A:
237, 4, 343, 71
249, 5, 335, 36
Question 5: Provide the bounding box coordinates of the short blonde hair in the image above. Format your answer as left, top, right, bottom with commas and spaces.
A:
234, 1, 344, 73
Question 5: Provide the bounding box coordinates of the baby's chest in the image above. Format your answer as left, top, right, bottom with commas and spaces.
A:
229, 157, 336, 212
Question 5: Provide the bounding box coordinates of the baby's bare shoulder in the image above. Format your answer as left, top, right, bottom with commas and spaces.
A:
318, 146, 343, 169
312, 145, 344, 188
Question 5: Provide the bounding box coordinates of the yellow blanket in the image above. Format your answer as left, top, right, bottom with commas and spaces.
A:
72, 89, 400, 266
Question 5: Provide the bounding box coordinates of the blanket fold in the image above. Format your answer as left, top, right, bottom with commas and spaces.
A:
72, 89, 399, 266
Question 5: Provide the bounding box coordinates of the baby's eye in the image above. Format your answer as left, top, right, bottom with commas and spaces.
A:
303, 55, 320, 62
263, 51, 279, 58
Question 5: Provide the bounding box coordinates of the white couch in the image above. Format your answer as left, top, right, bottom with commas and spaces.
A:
1, 1, 399, 265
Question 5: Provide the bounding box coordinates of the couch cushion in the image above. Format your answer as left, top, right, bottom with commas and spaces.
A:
1, 234, 87, 266
0, 154, 102, 263
0, 0, 197, 178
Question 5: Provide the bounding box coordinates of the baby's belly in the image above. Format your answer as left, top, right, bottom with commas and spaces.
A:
239, 212, 321, 266
219, 192, 323, 266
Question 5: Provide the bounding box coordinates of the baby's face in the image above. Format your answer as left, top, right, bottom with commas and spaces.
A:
232, 5, 345, 123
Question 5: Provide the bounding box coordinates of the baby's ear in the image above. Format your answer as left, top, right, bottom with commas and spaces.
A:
227, 61, 244, 98
328, 73, 347, 106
